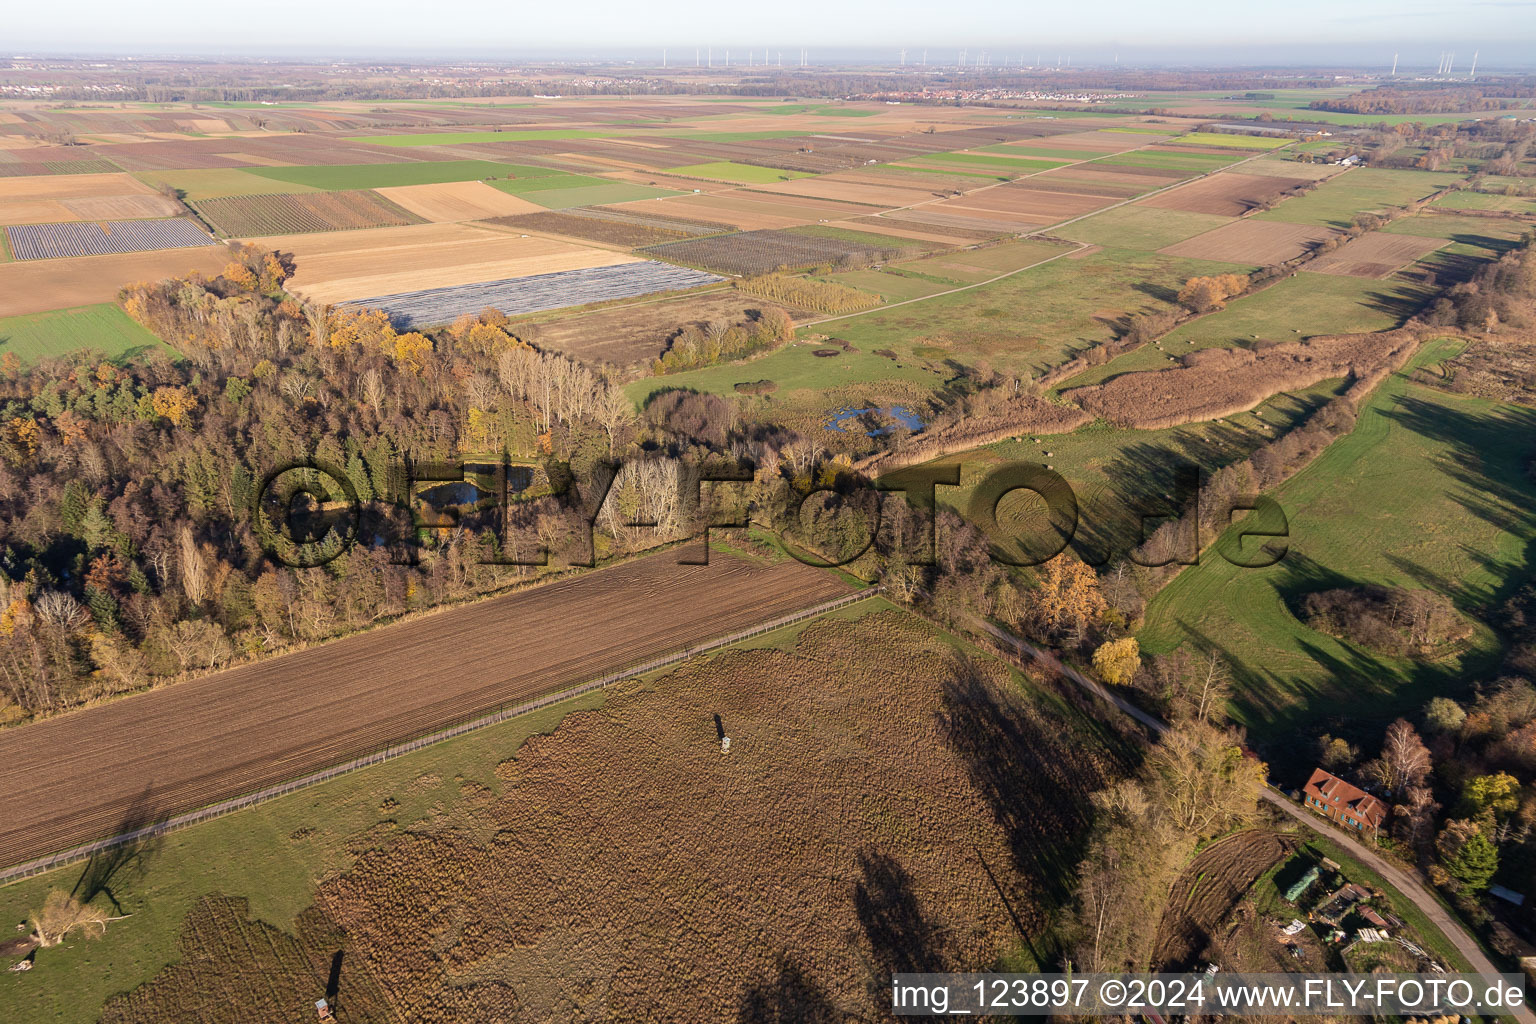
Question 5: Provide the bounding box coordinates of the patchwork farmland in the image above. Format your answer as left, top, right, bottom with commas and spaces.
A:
271, 222, 642, 304
487, 206, 732, 247
6, 218, 214, 259
3, 74, 1531, 1024
349, 260, 723, 327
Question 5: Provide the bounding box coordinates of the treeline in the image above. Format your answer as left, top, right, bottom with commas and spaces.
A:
650, 307, 795, 375
1312, 86, 1536, 116
1425, 230, 1536, 331
0, 245, 661, 723
735, 274, 883, 315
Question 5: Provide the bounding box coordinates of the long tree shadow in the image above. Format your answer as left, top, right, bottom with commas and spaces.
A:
71, 788, 162, 916
936, 653, 1107, 907
736, 954, 840, 1024
853, 849, 945, 977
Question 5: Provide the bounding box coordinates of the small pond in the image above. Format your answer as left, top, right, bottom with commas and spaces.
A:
825, 405, 924, 436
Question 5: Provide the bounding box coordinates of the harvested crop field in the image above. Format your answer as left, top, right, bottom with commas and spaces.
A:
1065, 327, 1422, 428
1139, 171, 1317, 217
644, 226, 915, 275
0, 550, 849, 870
190, 190, 424, 237
1160, 219, 1337, 265
486, 206, 729, 248
0, 247, 231, 317
750, 175, 930, 208
101, 611, 1126, 1023
1304, 232, 1444, 278
934, 185, 1115, 223
0, 171, 156, 201
271, 223, 637, 305
526, 290, 799, 367
1152, 831, 1301, 969
649, 191, 878, 230
350, 260, 723, 327
6, 218, 214, 260
373, 180, 545, 222
853, 211, 1005, 242
0, 192, 181, 226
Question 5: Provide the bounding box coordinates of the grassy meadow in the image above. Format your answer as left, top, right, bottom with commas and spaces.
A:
0, 304, 169, 363
1138, 340, 1536, 769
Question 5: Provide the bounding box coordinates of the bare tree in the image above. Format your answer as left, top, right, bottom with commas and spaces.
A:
177, 525, 208, 606
1365, 718, 1432, 799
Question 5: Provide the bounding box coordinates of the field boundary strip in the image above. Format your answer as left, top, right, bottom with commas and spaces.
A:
0, 585, 880, 884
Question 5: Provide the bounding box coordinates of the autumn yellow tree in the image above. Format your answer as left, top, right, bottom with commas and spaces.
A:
1092, 637, 1141, 686
1176, 273, 1249, 313
221, 262, 258, 289
147, 386, 197, 427
1029, 554, 1107, 644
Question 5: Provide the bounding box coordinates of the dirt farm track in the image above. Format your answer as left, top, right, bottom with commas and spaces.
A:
0, 550, 849, 870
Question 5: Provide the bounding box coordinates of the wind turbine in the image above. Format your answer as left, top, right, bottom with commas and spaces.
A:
1390, 52, 1397, 76
1469, 50, 1478, 77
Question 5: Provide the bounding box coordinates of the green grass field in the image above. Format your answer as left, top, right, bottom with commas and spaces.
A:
1176, 132, 1292, 150
1096, 150, 1242, 173
665, 161, 814, 184
0, 304, 169, 363
1431, 189, 1536, 214
1138, 339, 1536, 766
1382, 212, 1532, 243
800, 246, 1241, 385
885, 164, 1012, 182
887, 238, 1073, 284
910, 151, 1068, 173
980, 143, 1108, 161
1057, 206, 1233, 250
131, 168, 323, 201
1255, 168, 1465, 229
1060, 273, 1428, 390
626, 338, 945, 409
244, 160, 545, 190
823, 267, 953, 301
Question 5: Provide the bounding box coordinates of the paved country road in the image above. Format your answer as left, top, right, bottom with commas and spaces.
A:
977, 619, 1535, 1024
0, 549, 849, 872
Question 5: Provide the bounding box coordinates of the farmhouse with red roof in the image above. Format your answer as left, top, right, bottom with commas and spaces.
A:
1302, 768, 1387, 833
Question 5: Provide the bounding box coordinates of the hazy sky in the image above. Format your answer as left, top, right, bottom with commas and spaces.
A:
8, 0, 1536, 66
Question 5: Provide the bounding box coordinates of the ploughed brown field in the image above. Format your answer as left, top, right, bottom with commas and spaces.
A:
0, 247, 231, 317
1303, 232, 1444, 278
1139, 171, 1316, 217
0, 549, 850, 869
